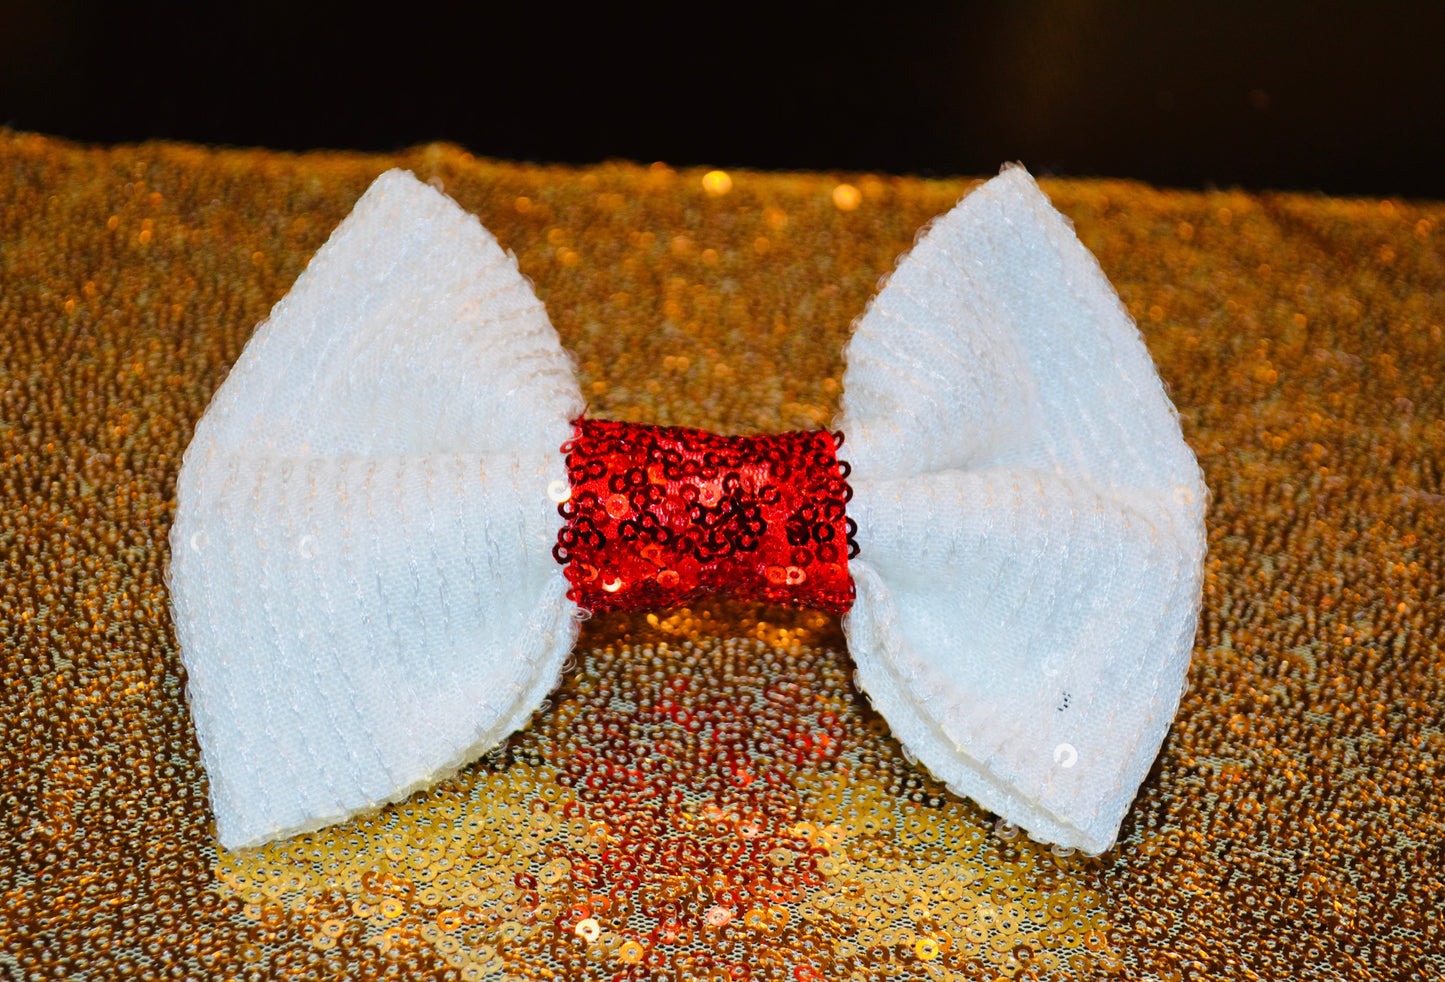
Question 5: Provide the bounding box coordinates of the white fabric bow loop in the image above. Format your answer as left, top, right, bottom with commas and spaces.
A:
169, 167, 1205, 854
838, 168, 1205, 854
169, 171, 583, 848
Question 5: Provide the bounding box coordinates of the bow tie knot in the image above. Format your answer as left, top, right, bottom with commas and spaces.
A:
556, 418, 856, 614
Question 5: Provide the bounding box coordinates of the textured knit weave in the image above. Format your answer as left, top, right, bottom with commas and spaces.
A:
839, 168, 1206, 854
170, 167, 1202, 854
168, 171, 583, 848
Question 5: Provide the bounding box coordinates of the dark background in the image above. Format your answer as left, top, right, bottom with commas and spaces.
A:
2, 0, 1442, 198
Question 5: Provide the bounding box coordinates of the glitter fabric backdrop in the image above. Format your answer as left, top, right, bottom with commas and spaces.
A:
1, 131, 1442, 981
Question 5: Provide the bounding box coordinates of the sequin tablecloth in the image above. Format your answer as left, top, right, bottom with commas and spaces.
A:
2, 131, 1442, 981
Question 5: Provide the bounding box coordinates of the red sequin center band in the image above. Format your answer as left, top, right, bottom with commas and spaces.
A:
555, 418, 857, 615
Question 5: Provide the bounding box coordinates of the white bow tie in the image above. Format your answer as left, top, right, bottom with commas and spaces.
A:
169, 166, 1205, 855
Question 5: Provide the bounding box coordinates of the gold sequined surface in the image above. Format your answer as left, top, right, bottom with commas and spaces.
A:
1, 130, 1442, 981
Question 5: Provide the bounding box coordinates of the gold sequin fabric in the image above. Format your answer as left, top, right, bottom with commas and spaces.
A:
1, 130, 1442, 981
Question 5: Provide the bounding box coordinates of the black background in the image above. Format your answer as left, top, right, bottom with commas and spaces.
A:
2, 1, 1442, 198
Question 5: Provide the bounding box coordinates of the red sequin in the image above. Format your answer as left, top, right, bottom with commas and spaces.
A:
555, 418, 857, 614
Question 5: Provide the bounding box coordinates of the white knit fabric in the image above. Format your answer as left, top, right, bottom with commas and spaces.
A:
170, 166, 1204, 854
838, 166, 1206, 854
169, 170, 583, 849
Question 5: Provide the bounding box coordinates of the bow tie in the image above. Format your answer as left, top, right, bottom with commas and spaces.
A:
169, 166, 1205, 856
